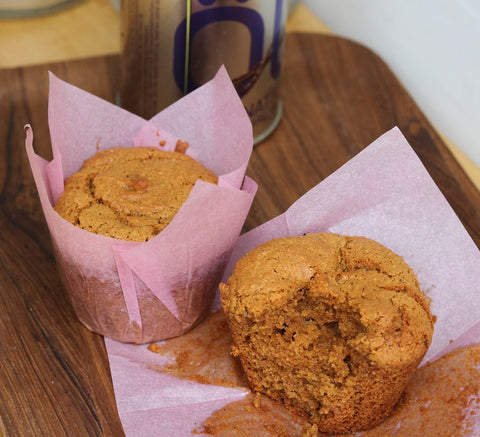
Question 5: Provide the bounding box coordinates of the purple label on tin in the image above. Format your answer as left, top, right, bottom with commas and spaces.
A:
173, 0, 284, 94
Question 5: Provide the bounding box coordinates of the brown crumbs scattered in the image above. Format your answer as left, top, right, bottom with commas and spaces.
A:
175, 139, 189, 154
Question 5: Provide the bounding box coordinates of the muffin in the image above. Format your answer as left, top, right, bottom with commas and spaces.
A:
50, 145, 224, 343
26, 67, 256, 344
54, 146, 218, 241
219, 233, 434, 434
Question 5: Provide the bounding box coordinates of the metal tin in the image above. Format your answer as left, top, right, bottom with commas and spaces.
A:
119, 0, 287, 144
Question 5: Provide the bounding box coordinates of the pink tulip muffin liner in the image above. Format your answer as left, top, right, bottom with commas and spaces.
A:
26, 66, 257, 343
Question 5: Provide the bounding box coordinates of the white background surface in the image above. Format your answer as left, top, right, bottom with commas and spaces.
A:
298, 0, 480, 167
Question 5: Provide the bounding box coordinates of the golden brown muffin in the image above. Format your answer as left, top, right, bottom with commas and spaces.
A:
55, 146, 217, 241
220, 233, 434, 434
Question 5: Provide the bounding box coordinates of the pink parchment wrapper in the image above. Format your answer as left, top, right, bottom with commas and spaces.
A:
26, 66, 258, 344
105, 127, 480, 436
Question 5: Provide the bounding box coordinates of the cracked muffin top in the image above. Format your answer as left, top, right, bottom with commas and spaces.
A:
54, 146, 218, 241
220, 232, 434, 433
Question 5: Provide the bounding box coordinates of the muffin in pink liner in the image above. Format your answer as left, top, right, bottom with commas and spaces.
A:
25, 66, 257, 344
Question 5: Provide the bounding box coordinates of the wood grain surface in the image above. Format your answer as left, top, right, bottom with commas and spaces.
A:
0, 33, 479, 436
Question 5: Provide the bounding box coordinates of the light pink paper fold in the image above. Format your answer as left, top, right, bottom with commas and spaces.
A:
105, 127, 480, 435
26, 66, 258, 344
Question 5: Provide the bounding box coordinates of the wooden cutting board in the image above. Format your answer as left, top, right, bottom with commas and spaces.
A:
0, 33, 479, 436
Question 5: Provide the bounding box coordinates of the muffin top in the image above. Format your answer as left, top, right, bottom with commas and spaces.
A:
54, 146, 218, 241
